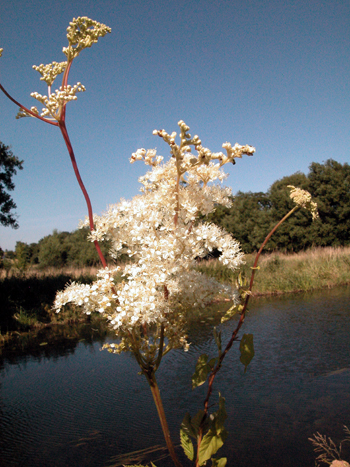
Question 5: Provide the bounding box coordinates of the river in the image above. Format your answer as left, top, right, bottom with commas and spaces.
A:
0, 286, 349, 467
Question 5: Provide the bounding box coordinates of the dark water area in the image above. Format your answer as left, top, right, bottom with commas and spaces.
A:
0, 287, 349, 467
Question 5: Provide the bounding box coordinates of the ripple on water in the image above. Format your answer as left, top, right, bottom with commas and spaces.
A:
0, 286, 349, 467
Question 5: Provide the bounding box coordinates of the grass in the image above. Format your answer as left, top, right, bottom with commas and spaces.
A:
1, 246, 349, 347
196, 246, 350, 295
0, 266, 122, 350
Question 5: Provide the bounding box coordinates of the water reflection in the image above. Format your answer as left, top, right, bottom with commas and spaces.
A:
0, 287, 349, 467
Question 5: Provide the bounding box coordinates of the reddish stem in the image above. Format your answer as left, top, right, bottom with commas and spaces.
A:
195, 205, 300, 466
0, 84, 58, 126
58, 120, 108, 268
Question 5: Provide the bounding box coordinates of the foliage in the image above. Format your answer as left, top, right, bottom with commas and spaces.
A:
0, 141, 23, 229
196, 246, 350, 294
9, 228, 112, 270
207, 160, 350, 252
308, 159, 350, 247
181, 394, 228, 466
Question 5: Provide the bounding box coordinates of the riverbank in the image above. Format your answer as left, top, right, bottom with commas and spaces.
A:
197, 246, 350, 295
1, 246, 349, 347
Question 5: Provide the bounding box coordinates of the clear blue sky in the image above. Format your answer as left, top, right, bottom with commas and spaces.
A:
0, 0, 349, 251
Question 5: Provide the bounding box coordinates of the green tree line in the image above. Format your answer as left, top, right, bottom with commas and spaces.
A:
3, 228, 113, 269
206, 159, 350, 253
2, 158, 349, 269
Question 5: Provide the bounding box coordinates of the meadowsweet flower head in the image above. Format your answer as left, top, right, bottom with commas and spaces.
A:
64, 17, 111, 59
55, 121, 254, 352
288, 185, 319, 220
16, 17, 110, 122
32, 61, 67, 86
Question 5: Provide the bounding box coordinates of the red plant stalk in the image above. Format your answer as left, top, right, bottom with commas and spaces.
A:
0, 68, 108, 268
58, 119, 107, 268
195, 205, 299, 467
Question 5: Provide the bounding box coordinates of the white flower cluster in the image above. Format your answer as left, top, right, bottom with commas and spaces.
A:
16, 17, 110, 122
17, 83, 86, 120
32, 61, 67, 86
54, 122, 255, 349
64, 17, 111, 59
288, 185, 318, 220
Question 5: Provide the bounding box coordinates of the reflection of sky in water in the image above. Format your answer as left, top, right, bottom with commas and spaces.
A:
0, 286, 349, 467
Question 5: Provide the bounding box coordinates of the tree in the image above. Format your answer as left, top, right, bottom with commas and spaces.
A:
267, 172, 315, 251
207, 191, 272, 253
308, 159, 350, 246
0, 142, 23, 228
37, 230, 70, 268
15, 241, 31, 271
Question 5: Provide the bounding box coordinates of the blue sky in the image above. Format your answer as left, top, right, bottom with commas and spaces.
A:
0, 0, 349, 250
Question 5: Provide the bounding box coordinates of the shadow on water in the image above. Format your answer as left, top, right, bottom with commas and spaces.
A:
0, 286, 349, 467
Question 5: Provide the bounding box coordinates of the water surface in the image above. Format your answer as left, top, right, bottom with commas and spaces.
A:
0, 287, 349, 467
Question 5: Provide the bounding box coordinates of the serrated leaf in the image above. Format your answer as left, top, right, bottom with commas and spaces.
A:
220, 304, 239, 323
182, 410, 209, 439
239, 333, 255, 372
181, 412, 197, 439
180, 427, 194, 460
198, 428, 228, 465
211, 457, 227, 467
198, 394, 228, 465
192, 354, 211, 389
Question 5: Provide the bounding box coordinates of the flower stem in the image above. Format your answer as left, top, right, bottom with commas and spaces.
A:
144, 370, 183, 467
0, 83, 58, 126
58, 120, 107, 268
196, 205, 300, 465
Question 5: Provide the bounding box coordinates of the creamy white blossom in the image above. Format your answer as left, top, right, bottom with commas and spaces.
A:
16, 17, 110, 122
55, 122, 255, 350
288, 185, 318, 220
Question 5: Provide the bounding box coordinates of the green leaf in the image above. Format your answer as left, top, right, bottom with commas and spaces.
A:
239, 333, 255, 372
198, 429, 228, 465
181, 412, 197, 439
211, 458, 227, 467
192, 409, 211, 435
220, 303, 239, 323
180, 427, 194, 460
197, 394, 228, 466
192, 354, 212, 389
181, 410, 209, 439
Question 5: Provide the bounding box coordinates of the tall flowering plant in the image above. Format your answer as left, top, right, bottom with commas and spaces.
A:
0, 18, 318, 467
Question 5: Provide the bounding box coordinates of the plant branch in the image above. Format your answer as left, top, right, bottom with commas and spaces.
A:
58, 120, 108, 268
0, 83, 59, 126
195, 205, 300, 465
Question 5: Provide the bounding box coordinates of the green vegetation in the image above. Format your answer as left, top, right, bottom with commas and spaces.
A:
2, 159, 349, 270
197, 246, 350, 295
0, 141, 23, 229
207, 159, 350, 253
1, 227, 114, 271
1, 245, 349, 346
